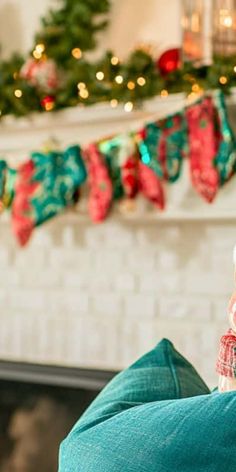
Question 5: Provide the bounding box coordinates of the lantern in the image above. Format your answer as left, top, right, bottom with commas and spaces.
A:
182, 0, 213, 65
213, 0, 236, 56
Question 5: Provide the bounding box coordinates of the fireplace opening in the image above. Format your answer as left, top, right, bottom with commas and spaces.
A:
0, 361, 116, 472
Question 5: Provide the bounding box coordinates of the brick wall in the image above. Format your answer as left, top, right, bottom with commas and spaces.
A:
0, 214, 233, 388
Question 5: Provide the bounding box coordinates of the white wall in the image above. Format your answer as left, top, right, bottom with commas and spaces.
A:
0, 0, 181, 59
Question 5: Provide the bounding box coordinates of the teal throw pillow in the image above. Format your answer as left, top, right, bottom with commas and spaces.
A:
59, 339, 210, 471
60, 391, 236, 472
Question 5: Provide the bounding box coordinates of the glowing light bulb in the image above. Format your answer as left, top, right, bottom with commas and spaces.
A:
219, 76, 228, 85
71, 48, 82, 59
137, 77, 146, 87
111, 56, 119, 65
96, 71, 105, 81
36, 43, 45, 54
110, 99, 118, 108
32, 43, 45, 59
115, 75, 124, 84
124, 101, 133, 112
127, 81, 136, 90
45, 102, 54, 111
160, 89, 169, 98
79, 89, 89, 99
77, 82, 86, 90
14, 89, 23, 98
192, 83, 201, 93
33, 50, 42, 59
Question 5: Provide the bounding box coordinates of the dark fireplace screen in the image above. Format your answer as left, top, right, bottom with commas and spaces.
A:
0, 361, 116, 472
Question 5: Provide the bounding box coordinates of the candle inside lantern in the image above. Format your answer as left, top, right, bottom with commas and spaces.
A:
182, 0, 213, 65
213, 0, 236, 56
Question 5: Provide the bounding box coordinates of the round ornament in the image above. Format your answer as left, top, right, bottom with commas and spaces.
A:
41, 95, 55, 111
157, 48, 181, 76
20, 58, 60, 93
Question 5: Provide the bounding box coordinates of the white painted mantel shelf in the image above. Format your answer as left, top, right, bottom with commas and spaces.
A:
1, 92, 236, 222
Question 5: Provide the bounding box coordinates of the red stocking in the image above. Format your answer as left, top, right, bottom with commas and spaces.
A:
186, 96, 219, 203
138, 161, 165, 210
84, 143, 113, 222
121, 155, 139, 199
12, 160, 39, 246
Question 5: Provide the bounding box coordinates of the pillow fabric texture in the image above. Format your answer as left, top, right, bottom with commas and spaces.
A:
59, 339, 213, 471
60, 391, 236, 472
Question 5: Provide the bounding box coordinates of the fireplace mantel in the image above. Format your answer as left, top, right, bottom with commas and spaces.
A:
0, 360, 116, 390
0, 93, 187, 157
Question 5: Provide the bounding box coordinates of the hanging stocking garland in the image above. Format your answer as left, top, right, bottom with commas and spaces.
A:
213, 91, 236, 185
186, 96, 219, 203
1, 91, 236, 247
12, 145, 87, 246
84, 143, 113, 223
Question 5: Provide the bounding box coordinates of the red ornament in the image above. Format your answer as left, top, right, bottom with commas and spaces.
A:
157, 48, 181, 76
41, 95, 55, 111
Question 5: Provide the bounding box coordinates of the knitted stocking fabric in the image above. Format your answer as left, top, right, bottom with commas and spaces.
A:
84, 143, 113, 223
186, 96, 219, 203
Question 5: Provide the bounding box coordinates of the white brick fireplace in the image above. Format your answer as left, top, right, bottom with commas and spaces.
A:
1, 95, 235, 388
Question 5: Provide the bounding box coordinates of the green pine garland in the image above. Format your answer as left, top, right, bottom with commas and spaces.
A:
0, 0, 236, 118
